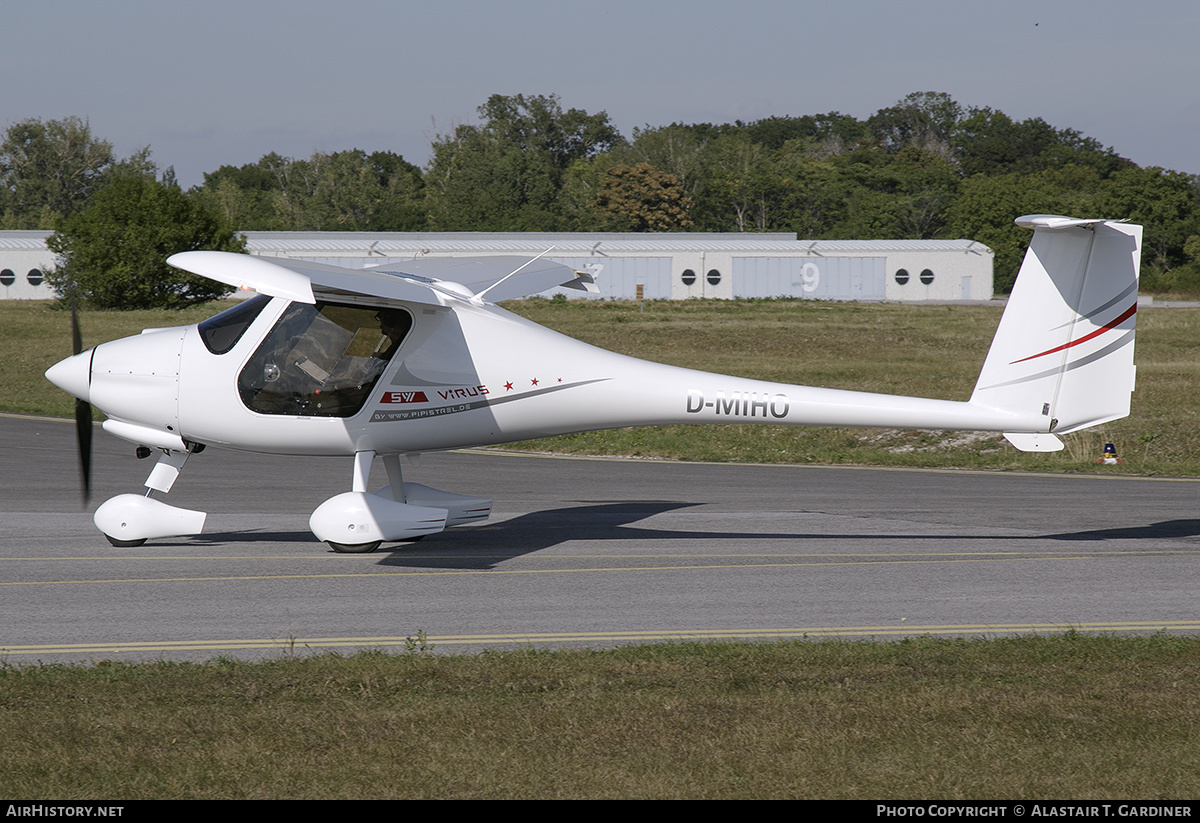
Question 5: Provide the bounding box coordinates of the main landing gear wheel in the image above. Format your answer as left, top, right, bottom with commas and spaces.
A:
104, 534, 147, 548
326, 540, 382, 554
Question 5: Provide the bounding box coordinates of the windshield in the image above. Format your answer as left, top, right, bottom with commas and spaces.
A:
198, 295, 271, 355
238, 301, 413, 417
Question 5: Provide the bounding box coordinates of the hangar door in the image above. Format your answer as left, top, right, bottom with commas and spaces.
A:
545, 256, 672, 300
733, 257, 886, 300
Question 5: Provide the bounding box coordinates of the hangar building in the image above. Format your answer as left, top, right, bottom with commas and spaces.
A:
2, 230, 994, 302
0, 231, 54, 300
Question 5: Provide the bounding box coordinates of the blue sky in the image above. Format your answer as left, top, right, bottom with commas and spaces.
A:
3, 0, 1196, 188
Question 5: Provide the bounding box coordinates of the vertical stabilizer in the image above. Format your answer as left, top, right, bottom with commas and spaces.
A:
970, 215, 1141, 439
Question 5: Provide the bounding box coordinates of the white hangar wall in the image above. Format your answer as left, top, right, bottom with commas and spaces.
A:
0, 232, 56, 299
0, 230, 994, 302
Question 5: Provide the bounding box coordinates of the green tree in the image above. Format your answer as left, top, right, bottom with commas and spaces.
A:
273, 150, 426, 231
764, 148, 853, 238
0, 117, 155, 229
194, 149, 426, 231
1094, 166, 1200, 278
1170, 234, 1200, 291
426, 130, 560, 229
425, 93, 621, 230
943, 167, 1102, 292
693, 134, 776, 231
828, 147, 959, 239
47, 176, 245, 309
476, 93, 621, 170
952, 108, 1130, 178
558, 153, 616, 229
867, 92, 962, 157
620, 125, 710, 205
729, 144, 854, 239
192, 154, 285, 229
740, 112, 869, 152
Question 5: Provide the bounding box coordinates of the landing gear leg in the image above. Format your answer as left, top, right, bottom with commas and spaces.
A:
382, 453, 406, 502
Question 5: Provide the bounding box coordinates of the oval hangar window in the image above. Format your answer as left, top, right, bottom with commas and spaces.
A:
894, 268, 909, 285
681, 269, 696, 286
706, 268, 721, 286
0, 269, 14, 286
27, 269, 44, 286
920, 269, 934, 285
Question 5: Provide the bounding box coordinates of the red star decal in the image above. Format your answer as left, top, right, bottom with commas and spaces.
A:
557, 377, 562, 383
531, 378, 539, 386
504, 381, 513, 391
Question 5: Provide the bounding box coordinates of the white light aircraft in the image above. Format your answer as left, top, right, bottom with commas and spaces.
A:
45, 215, 1141, 552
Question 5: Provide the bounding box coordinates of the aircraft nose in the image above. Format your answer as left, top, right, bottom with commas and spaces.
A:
87, 329, 184, 433
45, 349, 93, 402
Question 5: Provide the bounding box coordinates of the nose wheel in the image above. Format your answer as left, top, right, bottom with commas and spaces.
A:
326, 540, 382, 554
104, 535, 148, 548
93, 445, 207, 546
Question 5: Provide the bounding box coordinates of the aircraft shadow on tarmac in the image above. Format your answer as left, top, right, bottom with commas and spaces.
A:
185, 507, 1200, 571
1044, 519, 1200, 541
376, 502, 712, 569
374, 508, 1200, 570
190, 502, 714, 565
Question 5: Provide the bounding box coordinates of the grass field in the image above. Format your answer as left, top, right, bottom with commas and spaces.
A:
9, 296, 1200, 474
2, 635, 1198, 799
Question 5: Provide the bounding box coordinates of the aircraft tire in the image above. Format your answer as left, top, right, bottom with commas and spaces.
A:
326, 540, 381, 554
104, 534, 147, 548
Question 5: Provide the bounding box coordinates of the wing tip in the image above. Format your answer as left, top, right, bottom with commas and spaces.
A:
1014, 214, 1126, 231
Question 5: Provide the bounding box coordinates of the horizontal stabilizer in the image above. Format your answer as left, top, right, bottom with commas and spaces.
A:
1003, 432, 1065, 452
1014, 215, 1119, 231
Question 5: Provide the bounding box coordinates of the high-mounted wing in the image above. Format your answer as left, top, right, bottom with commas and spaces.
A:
167, 251, 594, 306
369, 256, 598, 301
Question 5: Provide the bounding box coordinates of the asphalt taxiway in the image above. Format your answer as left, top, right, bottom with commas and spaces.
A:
2, 414, 1198, 663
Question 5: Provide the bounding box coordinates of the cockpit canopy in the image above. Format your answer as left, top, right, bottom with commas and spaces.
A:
223, 300, 413, 418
